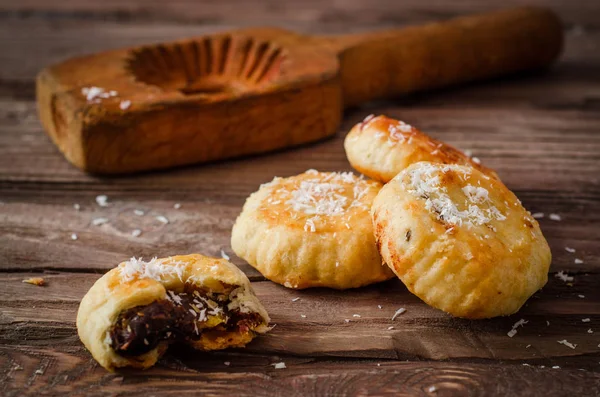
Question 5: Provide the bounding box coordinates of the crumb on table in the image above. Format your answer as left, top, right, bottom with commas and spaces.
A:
22, 277, 46, 286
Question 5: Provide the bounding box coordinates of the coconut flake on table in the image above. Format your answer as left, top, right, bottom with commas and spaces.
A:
565, 247, 576, 253
555, 271, 573, 282
173, 203, 182, 209
353, 314, 361, 318
71, 233, 78, 240
578, 295, 585, 298
300, 314, 306, 318
532, 212, 544, 219
574, 258, 584, 264
391, 308, 406, 320
73, 203, 81, 211
156, 215, 169, 224
291, 297, 300, 302
557, 339, 577, 349
549, 213, 561, 221
133, 209, 145, 216
92, 217, 109, 226
95, 195, 109, 207
507, 318, 528, 337
272, 362, 286, 369
582, 318, 591, 322
131, 229, 142, 237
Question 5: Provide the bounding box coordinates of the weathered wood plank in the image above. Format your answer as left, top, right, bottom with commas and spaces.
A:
2, 344, 599, 397
1, 273, 598, 362
0, 13, 598, 91
3, 0, 600, 27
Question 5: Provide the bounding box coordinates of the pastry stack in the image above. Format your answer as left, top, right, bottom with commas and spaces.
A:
232, 115, 551, 319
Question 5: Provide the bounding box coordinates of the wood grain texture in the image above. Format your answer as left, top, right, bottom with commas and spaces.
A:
1, 0, 599, 395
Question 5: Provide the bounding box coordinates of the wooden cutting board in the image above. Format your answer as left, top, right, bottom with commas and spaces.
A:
2, 0, 600, 395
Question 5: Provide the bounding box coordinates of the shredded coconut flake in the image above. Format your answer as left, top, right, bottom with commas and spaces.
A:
156, 215, 169, 224
95, 195, 109, 207
73, 203, 80, 211
173, 203, 181, 209
292, 297, 300, 302
552, 366, 560, 369
300, 314, 306, 318
578, 295, 585, 299
471, 157, 481, 164
133, 209, 145, 216
549, 213, 561, 221
119, 100, 131, 110
555, 271, 573, 282
565, 247, 576, 253
391, 307, 406, 320
574, 258, 584, 264
587, 329, 593, 334
404, 164, 505, 227
387, 326, 394, 330
224, 361, 230, 366
119, 257, 184, 282
557, 339, 577, 349
272, 362, 286, 369
353, 314, 361, 318
507, 329, 517, 338
220, 250, 230, 261
582, 318, 591, 323
71, 233, 78, 240
131, 229, 142, 237
532, 212, 544, 219
92, 217, 109, 226
81, 86, 118, 102
512, 319, 528, 329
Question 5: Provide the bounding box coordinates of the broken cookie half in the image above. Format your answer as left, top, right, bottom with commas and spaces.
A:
76, 254, 270, 371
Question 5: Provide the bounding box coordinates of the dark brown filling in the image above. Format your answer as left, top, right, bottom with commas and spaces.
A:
110, 286, 263, 357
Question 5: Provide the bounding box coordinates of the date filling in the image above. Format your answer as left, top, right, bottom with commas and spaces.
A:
109, 285, 263, 356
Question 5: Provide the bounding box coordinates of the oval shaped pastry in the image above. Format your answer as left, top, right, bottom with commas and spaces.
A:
372, 162, 551, 319
231, 170, 394, 290
344, 115, 498, 183
76, 254, 270, 371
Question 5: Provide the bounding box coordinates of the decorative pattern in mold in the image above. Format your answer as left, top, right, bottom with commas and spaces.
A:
127, 36, 284, 96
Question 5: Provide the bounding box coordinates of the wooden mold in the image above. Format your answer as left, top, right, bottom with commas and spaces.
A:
37, 7, 563, 174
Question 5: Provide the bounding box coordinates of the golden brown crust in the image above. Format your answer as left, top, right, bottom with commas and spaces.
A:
76, 254, 270, 372
231, 170, 394, 290
372, 162, 551, 319
344, 115, 498, 183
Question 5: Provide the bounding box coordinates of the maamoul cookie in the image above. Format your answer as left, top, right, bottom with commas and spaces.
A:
372, 162, 551, 319
77, 254, 270, 371
231, 170, 394, 289
344, 115, 498, 183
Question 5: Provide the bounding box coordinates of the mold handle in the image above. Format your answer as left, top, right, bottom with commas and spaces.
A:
323, 7, 563, 108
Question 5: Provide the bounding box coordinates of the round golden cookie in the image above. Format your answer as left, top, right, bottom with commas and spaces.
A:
77, 254, 270, 371
372, 162, 551, 319
344, 115, 498, 183
231, 170, 394, 289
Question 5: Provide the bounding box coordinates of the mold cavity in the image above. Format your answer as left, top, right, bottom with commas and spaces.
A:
127, 35, 284, 96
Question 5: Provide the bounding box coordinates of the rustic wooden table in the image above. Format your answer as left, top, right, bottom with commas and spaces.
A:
1, 1, 599, 396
